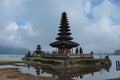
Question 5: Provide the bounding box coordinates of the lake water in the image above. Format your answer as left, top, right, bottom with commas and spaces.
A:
0, 54, 120, 80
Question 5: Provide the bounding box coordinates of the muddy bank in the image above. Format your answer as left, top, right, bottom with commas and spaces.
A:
0, 68, 55, 80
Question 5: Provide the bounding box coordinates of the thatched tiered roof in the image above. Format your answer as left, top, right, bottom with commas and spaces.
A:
50, 12, 79, 48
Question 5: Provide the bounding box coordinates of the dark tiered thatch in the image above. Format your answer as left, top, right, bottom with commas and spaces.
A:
50, 41, 79, 48
50, 12, 79, 48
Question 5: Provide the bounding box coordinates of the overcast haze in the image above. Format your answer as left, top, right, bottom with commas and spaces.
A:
0, 0, 120, 53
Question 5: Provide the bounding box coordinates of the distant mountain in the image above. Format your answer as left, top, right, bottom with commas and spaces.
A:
0, 45, 28, 55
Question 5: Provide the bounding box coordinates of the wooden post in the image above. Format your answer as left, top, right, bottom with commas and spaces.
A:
116, 61, 120, 71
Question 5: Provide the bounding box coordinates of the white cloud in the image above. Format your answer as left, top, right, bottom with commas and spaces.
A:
6, 22, 18, 32
79, 0, 120, 52
0, 21, 36, 49
0, 0, 120, 53
91, 0, 116, 20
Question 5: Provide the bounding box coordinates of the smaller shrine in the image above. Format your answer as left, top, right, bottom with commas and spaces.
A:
33, 45, 42, 56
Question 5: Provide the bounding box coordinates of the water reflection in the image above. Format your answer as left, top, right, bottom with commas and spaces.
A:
34, 66, 41, 75
1, 55, 120, 79
26, 64, 111, 80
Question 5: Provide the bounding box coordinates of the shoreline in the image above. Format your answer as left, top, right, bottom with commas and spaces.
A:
0, 62, 119, 80
0, 68, 55, 80
0, 65, 119, 80
0, 59, 117, 80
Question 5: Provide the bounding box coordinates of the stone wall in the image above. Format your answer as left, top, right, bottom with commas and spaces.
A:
42, 53, 93, 60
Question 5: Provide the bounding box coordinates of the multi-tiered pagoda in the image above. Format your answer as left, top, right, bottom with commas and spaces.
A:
50, 12, 79, 54
23, 12, 95, 61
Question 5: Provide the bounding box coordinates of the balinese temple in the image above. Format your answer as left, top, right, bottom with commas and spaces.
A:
50, 12, 79, 54
23, 12, 93, 60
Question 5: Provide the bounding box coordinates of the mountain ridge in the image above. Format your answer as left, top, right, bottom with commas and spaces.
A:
0, 45, 28, 55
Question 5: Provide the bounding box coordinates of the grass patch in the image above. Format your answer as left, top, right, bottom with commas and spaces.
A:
33, 58, 62, 65
0, 60, 24, 62
33, 58, 100, 65
0, 60, 26, 64
73, 59, 100, 65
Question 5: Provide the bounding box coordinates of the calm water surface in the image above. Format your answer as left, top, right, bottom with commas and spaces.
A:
0, 54, 120, 80
73, 55, 120, 80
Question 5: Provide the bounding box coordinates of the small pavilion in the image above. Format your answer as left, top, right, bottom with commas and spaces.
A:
50, 12, 79, 54
33, 45, 42, 56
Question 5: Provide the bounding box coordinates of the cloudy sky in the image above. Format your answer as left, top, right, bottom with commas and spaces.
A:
0, 0, 120, 53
